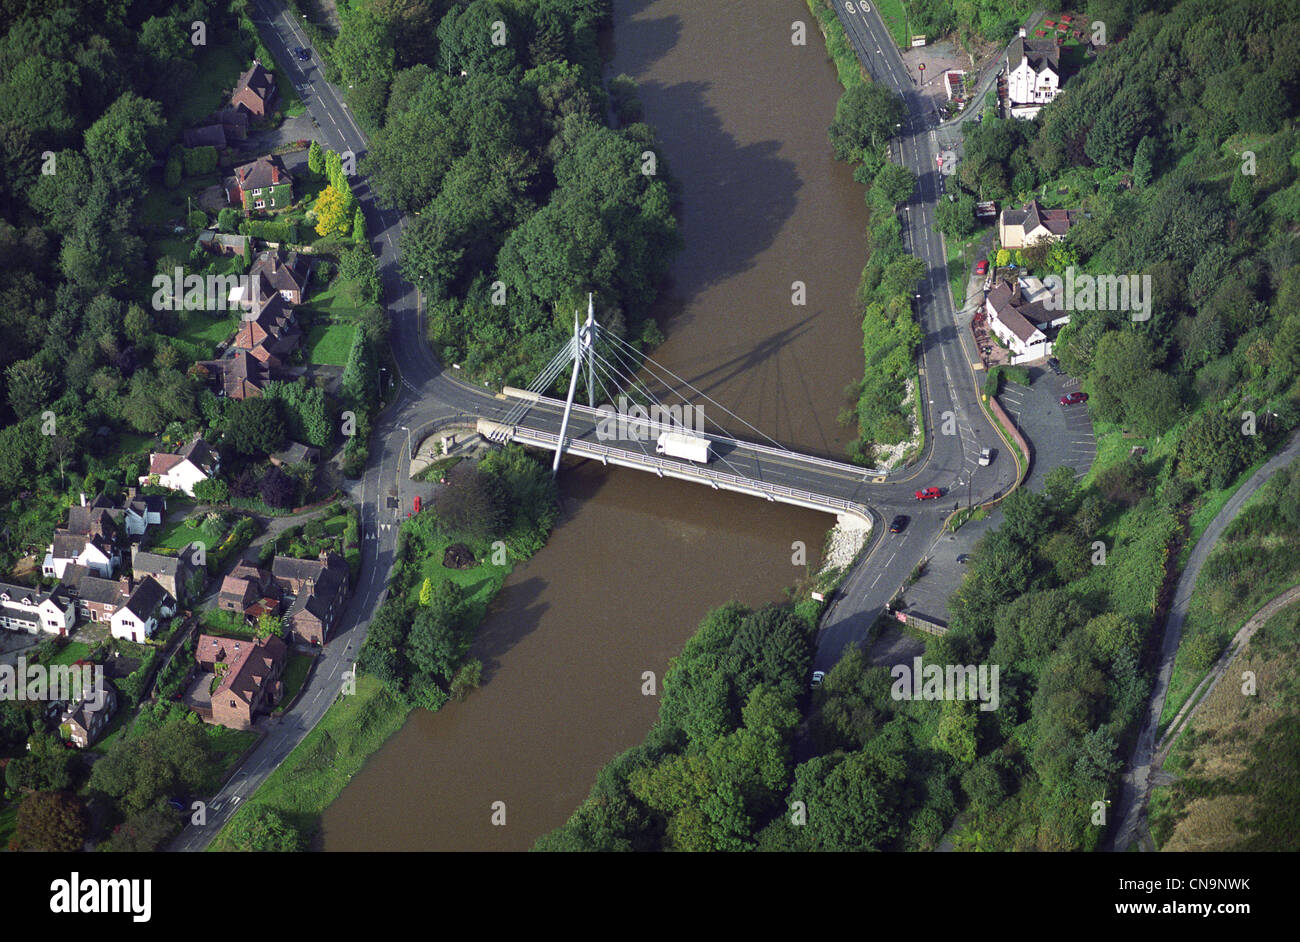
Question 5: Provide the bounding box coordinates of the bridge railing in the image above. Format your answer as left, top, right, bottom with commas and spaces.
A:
502, 389, 890, 478
510, 426, 871, 520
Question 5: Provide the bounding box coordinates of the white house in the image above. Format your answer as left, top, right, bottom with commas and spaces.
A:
0, 581, 76, 636
141, 434, 219, 497
1005, 28, 1062, 119
985, 276, 1066, 364
42, 531, 118, 580
109, 576, 175, 643
121, 489, 166, 537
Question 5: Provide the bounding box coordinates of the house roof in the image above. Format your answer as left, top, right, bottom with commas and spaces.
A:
1001, 199, 1079, 237
0, 581, 50, 608
120, 576, 173, 621
183, 125, 227, 149
131, 548, 185, 577
0, 606, 40, 625
233, 154, 292, 193
271, 441, 320, 465
272, 552, 345, 586
63, 683, 117, 732
250, 250, 309, 298
59, 566, 129, 606
1007, 36, 1060, 74
197, 634, 286, 704
234, 62, 276, 105
195, 353, 270, 400
197, 230, 249, 253
65, 504, 118, 539
986, 281, 1048, 344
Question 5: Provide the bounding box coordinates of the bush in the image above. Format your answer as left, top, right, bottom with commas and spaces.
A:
182, 145, 219, 177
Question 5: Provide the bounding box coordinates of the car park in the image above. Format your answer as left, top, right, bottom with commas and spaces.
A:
1060, 391, 1089, 405
915, 487, 942, 500
889, 514, 909, 533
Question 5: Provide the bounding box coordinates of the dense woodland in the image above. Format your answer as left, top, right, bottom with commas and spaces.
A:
326, 0, 680, 386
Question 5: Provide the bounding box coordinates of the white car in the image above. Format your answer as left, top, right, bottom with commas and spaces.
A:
978, 447, 992, 466
810, 671, 826, 689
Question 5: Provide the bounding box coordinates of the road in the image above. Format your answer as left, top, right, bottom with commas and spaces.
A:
1108, 427, 1300, 852
173, 0, 1021, 847
811, 2, 1015, 670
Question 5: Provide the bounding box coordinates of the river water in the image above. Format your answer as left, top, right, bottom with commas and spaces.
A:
318, 0, 870, 851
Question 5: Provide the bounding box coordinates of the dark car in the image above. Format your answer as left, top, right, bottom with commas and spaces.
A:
914, 486, 942, 500
889, 514, 908, 533
1047, 357, 1062, 375
295, 46, 311, 61
1060, 391, 1089, 405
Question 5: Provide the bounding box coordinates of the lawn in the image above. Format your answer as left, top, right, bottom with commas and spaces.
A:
45, 642, 92, 668
300, 275, 374, 321
304, 323, 356, 366
278, 653, 315, 707
175, 39, 252, 128
208, 673, 410, 850
874, 0, 909, 47
417, 532, 513, 625
149, 517, 216, 555
139, 176, 213, 230
176, 310, 239, 358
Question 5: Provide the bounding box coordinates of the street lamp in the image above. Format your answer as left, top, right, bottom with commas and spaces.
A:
399, 425, 413, 461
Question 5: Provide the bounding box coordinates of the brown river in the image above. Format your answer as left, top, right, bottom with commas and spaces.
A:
318, 0, 871, 850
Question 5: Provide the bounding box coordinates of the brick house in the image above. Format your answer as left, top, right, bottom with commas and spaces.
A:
229, 155, 292, 212
230, 60, 277, 119
272, 552, 350, 646
249, 250, 312, 305
62, 683, 118, 749
196, 634, 286, 730
193, 351, 272, 401
57, 566, 133, 624
218, 562, 281, 619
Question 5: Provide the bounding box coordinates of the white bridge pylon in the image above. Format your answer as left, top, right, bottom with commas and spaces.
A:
553, 294, 598, 477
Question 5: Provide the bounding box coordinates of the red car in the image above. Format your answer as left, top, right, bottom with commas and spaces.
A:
975, 259, 988, 276
413, 495, 422, 514
914, 487, 942, 500
1060, 392, 1089, 405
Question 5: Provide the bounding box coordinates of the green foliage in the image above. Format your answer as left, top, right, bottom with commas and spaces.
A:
828, 81, 904, 162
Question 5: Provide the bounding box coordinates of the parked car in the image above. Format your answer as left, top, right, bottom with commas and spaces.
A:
1060, 391, 1089, 405
915, 487, 942, 500
413, 495, 422, 513
889, 514, 909, 533
295, 46, 311, 61
1047, 357, 1062, 375
975, 259, 988, 276
978, 447, 993, 466
956, 554, 971, 564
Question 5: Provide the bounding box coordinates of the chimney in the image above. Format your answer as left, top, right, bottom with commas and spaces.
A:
80, 493, 86, 507
271, 165, 279, 185
126, 486, 137, 500
119, 576, 131, 598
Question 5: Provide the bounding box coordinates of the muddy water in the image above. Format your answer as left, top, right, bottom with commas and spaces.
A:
318, 0, 870, 850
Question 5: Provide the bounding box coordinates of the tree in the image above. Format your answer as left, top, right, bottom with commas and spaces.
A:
259, 465, 296, 509
255, 612, 283, 641
83, 92, 165, 195
223, 397, 285, 456
223, 804, 304, 851
353, 206, 367, 245
934, 193, 976, 238
89, 718, 212, 818
314, 184, 352, 237
786, 745, 907, 851
933, 700, 978, 763
308, 139, 324, 175
12, 792, 87, 852
434, 461, 506, 539
828, 82, 904, 161
873, 161, 917, 206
